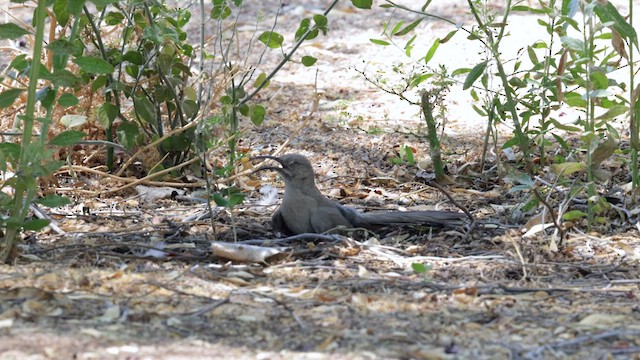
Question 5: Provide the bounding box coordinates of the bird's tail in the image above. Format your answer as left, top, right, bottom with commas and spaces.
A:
356, 210, 466, 227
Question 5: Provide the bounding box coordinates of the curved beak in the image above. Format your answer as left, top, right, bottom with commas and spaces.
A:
250, 155, 291, 178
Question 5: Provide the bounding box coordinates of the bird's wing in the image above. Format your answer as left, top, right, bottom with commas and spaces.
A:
310, 205, 353, 233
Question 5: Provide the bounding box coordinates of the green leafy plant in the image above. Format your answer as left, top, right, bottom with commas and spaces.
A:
361, 0, 637, 229
0, 0, 86, 262
0, 0, 376, 253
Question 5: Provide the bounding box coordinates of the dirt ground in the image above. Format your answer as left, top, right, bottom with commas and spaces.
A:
1, 0, 640, 359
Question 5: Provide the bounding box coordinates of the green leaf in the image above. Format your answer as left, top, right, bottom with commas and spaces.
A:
67, 0, 85, 16
134, 96, 156, 123
532, 41, 548, 49
411, 263, 432, 274
47, 38, 83, 57
463, 60, 488, 90
96, 102, 119, 128
0, 23, 29, 40
258, 31, 284, 49
91, 75, 107, 92
239, 103, 249, 116
508, 76, 526, 88
211, 4, 231, 19
58, 93, 79, 107
60, 114, 88, 128
44, 69, 81, 87
0, 89, 24, 108
527, 46, 539, 64
395, 18, 422, 36
562, 210, 587, 221
552, 133, 570, 150
369, 38, 390, 46
8, 54, 28, 73
512, 5, 534, 12
250, 104, 265, 125
313, 14, 328, 28
549, 162, 585, 177
560, 36, 584, 51
213, 193, 228, 207
49, 130, 85, 146
404, 34, 417, 56
38, 86, 56, 108
254, 73, 270, 89
182, 100, 198, 118
116, 122, 140, 149
295, 18, 311, 42
403, 146, 415, 164
391, 20, 404, 36
594, 0, 638, 48
472, 104, 487, 116
596, 105, 628, 120
227, 192, 245, 207
424, 38, 439, 64
23, 219, 50, 231
410, 73, 433, 88
162, 133, 190, 152
183, 87, 197, 102
75, 56, 114, 74
53, 0, 70, 27
590, 71, 609, 90
123, 50, 144, 65
502, 136, 520, 149
104, 11, 125, 25
0, 143, 21, 161
451, 68, 470, 76
36, 195, 71, 207
351, 0, 372, 9
301, 56, 317, 66
548, 118, 581, 132
439, 29, 458, 44
564, 92, 586, 107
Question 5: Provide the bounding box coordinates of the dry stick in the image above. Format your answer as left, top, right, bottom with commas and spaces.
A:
29, 204, 65, 235
101, 156, 206, 195
60, 164, 206, 195
62, 134, 251, 197
183, 298, 230, 318
532, 188, 566, 244
508, 236, 528, 280
116, 120, 199, 176
426, 180, 473, 220
426, 180, 478, 240
427, 179, 475, 227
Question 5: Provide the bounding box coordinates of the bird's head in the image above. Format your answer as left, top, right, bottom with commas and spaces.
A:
251, 154, 316, 186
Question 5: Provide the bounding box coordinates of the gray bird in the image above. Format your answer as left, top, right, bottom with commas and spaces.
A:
253, 154, 466, 235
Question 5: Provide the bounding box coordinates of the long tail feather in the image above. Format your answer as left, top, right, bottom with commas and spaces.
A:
356, 210, 466, 227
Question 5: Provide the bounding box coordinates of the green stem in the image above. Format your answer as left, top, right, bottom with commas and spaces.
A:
629, 0, 638, 189
1, 0, 48, 263
421, 91, 446, 182
467, 0, 532, 170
